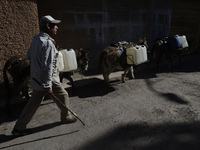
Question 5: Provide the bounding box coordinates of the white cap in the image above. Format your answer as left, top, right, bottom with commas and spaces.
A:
39, 15, 61, 28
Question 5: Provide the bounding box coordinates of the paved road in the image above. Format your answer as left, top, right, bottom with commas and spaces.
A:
0, 53, 200, 150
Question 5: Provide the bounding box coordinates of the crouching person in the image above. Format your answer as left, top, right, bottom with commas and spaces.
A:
12, 15, 77, 136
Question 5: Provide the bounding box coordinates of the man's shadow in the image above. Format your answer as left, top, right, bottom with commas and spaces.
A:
0, 121, 79, 149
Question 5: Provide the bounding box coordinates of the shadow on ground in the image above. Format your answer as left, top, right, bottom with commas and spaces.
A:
0, 78, 116, 124
66, 77, 116, 98
0, 100, 28, 124
1, 122, 200, 150
145, 79, 189, 105
78, 122, 200, 150
0, 121, 79, 149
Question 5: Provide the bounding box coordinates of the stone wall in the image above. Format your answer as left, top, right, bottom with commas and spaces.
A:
0, 0, 39, 82
37, 0, 173, 70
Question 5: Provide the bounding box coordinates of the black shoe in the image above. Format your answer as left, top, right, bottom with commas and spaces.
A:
12, 129, 28, 136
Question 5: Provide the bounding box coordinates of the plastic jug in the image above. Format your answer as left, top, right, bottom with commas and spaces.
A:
167, 35, 182, 50
60, 49, 78, 72
179, 35, 189, 48
138, 45, 148, 63
57, 51, 64, 72
126, 45, 147, 65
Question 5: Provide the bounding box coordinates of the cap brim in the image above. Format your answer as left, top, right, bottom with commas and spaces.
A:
51, 20, 61, 24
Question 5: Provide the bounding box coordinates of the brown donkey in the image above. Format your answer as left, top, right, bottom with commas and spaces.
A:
3, 55, 30, 115
98, 36, 148, 86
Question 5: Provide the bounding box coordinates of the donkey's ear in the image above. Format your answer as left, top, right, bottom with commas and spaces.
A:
85, 48, 90, 54
144, 35, 147, 40
75, 49, 80, 57
138, 35, 141, 40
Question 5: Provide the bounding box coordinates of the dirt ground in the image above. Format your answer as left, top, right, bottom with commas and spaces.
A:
0, 53, 200, 150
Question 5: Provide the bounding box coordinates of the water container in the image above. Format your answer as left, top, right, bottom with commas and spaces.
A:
57, 51, 64, 72
167, 35, 182, 50
126, 46, 138, 65
60, 49, 78, 72
179, 35, 189, 48
138, 45, 148, 63
126, 45, 148, 65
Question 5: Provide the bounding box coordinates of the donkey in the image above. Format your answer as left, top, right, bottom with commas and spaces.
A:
98, 36, 148, 86
150, 36, 190, 71
3, 55, 30, 115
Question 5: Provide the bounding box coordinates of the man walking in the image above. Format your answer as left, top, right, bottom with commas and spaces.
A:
12, 15, 77, 136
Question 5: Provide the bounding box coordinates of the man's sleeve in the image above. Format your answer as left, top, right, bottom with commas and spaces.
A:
40, 41, 54, 90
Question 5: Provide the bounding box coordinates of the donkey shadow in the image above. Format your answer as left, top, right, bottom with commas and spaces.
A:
66, 77, 116, 98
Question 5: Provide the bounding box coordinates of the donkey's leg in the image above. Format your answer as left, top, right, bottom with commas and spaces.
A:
23, 78, 31, 99
103, 73, 110, 86
5, 88, 13, 117
122, 67, 130, 83
65, 72, 76, 91
59, 72, 64, 83
178, 55, 182, 68
129, 66, 135, 79
156, 56, 161, 72
156, 49, 165, 72
22, 84, 30, 100
168, 57, 172, 71
102, 64, 110, 86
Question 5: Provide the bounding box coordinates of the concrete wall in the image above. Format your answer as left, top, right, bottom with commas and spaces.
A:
170, 0, 200, 53
0, 0, 39, 82
37, 0, 173, 69
1, 0, 199, 81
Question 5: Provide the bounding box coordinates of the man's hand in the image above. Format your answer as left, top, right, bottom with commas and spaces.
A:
45, 89, 53, 95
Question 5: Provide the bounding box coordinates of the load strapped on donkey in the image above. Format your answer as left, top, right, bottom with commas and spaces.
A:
111, 41, 148, 66
57, 49, 78, 72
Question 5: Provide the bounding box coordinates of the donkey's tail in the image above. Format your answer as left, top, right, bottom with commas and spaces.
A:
3, 61, 11, 92
3, 60, 12, 109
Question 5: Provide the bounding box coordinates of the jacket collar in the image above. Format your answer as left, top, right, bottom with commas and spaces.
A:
40, 32, 55, 43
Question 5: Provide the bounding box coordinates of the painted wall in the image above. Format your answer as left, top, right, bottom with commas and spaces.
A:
0, 0, 39, 82
170, 0, 200, 53
1, 0, 199, 80
37, 0, 173, 69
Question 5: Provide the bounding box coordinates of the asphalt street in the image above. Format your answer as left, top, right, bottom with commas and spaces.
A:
0, 53, 200, 150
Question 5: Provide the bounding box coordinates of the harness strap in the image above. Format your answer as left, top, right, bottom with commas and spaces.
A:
116, 47, 124, 56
